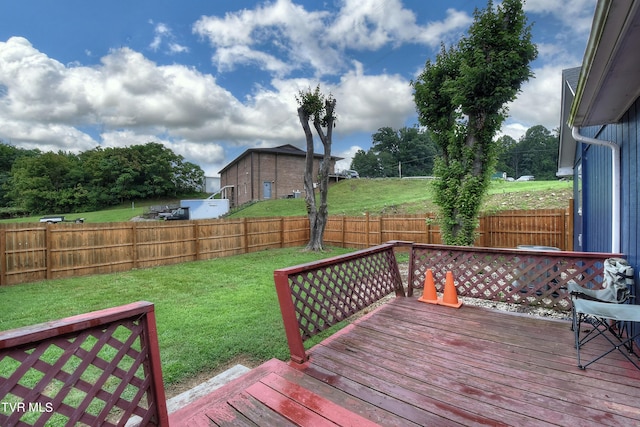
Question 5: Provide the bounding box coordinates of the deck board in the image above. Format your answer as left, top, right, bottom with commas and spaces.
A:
169, 297, 640, 426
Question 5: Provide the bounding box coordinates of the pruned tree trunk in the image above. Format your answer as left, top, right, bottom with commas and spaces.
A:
296, 93, 335, 252
298, 106, 322, 251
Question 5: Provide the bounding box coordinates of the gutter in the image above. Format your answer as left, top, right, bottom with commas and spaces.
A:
569, 0, 609, 124
571, 126, 620, 253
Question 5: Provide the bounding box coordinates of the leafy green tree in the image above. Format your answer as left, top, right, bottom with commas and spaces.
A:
80, 147, 122, 207
351, 127, 439, 178
494, 135, 518, 177
131, 143, 176, 197
412, 0, 537, 245
173, 161, 205, 194
296, 85, 336, 251
495, 126, 559, 180
5, 142, 205, 215
7, 151, 85, 214
351, 149, 382, 178
393, 127, 439, 177
0, 141, 39, 209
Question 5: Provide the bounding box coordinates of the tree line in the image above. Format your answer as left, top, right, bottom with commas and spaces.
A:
495, 125, 560, 181
0, 142, 204, 217
351, 124, 559, 180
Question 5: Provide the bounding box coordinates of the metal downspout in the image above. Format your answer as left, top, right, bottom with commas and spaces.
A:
571, 126, 620, 253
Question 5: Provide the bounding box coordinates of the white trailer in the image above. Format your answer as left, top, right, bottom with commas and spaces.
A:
165, 196, 229, 220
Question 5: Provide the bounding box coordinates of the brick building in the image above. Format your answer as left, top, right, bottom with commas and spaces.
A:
218, 144, 341, 207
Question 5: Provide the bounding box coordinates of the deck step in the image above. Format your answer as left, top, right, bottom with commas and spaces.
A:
168, 358, 388, 426
167, 364, 251, 413
126, 364, 250, 427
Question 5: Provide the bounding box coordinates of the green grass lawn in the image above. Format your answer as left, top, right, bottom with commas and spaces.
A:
0, 204, 147, 223
0, 246, 354, 386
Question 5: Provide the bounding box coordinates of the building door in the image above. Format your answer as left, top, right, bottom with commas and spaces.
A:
263, 181, 272, 199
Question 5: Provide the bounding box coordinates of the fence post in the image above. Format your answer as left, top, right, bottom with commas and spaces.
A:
341, 216, 346, 247
479, 216, 488, 247
131, 222, 138, 269
280, 217, 285, 248
194, 222, 200, 260
567, 199, 574, 251
365, 212, 370, 247
243, 217, 249, 253
0, 229, 5, 286
45, 223, 53, 280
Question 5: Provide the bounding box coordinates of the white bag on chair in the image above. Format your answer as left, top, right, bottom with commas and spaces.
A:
568, 257, 634, 303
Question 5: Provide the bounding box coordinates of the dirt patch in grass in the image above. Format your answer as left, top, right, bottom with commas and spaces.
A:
482, 187, 573, 212
386, 185, 573, 216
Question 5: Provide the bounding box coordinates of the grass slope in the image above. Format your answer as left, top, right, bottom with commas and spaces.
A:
230, 178, 573, 218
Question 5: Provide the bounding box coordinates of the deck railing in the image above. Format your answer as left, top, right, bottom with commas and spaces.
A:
408, 243, 621, 311
274, 241, 622, 363
274, 243, 404, 363
0, 301, 168, 427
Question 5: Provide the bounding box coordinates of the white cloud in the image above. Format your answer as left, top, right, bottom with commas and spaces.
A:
524, 0, 596, 34
194, 0, 472, 78
329, 0, 421, 49
212, 45, 291, 74
194, 0, 336, 76
503, 63, 575, 140
331, 62, 414, 133
335, 144, 364, 171
498, 122, 529, 142
414, 8, 473, 46
0, 116, 97, 152
168, 43, 189, 54
0, 37, 258, 164
149, 22, 189, 54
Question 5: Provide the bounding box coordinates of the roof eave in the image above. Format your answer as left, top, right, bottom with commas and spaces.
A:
569, 0, 640, 128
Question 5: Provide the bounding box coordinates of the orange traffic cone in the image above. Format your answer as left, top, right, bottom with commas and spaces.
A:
418, 268, 438, 304
438, 271, 462, 308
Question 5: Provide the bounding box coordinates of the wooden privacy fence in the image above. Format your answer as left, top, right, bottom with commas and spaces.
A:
325, 207, 572, 250
0, 207, 572, 286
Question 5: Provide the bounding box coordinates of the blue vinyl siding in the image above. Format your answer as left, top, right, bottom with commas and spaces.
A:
579, 130, 612, 253
621, 100, 640, 294
576, 96, 640, 300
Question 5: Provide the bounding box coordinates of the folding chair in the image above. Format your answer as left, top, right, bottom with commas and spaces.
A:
572, 298, 640, 370
569, 257, 638, 370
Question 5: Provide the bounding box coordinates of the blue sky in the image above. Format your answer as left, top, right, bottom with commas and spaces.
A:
0, 0, 596, 176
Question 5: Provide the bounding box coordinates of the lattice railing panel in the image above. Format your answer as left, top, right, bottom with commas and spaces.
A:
274, 244, 404, 361
288, 248, 402, 340
409, 244, 616, 311
0, 301, 168, 427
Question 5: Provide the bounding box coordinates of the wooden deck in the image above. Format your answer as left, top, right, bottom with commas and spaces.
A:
169, 297, 640, 426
